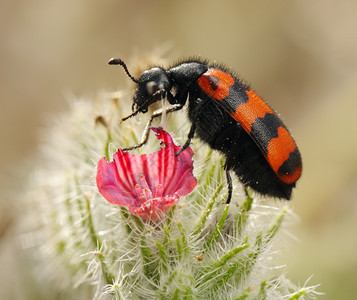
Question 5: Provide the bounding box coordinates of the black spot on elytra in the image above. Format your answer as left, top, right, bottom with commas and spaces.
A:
206, 75, 219, 91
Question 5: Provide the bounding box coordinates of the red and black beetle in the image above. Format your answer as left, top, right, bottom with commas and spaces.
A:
109, 58, 302, 203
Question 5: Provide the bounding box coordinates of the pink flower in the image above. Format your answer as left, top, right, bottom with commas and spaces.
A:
96, 128, 197, 220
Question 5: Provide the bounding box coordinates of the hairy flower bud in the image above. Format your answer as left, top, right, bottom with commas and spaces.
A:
25, 88, 320, 299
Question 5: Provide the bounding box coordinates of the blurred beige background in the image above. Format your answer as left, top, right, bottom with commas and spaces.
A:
1, 0, 356, 299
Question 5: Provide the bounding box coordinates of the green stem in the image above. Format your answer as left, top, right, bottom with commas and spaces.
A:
234, 287, 250, 300
84, 195, 115, 285
162, 205, 176, 247
119, 207, 132, 235
73, 174, 115, 285
155, 240, 168, 272
257, 280, 267, 300
140, 232, 156, 281
104, 132, 112, 161
200, 241, 249, 285
237, 191, 254, 236
204, 204, 230, 249
234, 208, 287, 286
172, 273, 195, 300
193, 183, 224, 236
176, 222, 190, 260
158, 269, 178, 299
265, 208, 287, 242
288, 289, 308, 299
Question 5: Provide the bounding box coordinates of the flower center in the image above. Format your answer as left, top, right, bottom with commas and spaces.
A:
134, 174, 163, 205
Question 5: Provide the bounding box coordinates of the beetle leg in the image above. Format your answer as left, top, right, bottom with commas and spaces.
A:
175, 122, 197, 157
122, 104, 183, 151
224, 165, 233, 204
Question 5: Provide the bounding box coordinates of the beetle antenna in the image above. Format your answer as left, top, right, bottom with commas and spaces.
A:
120, 108, 141, 123
108, 58, 139, 83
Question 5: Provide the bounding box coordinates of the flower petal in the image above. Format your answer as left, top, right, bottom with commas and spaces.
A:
148, 128, 197, 197
96, 154, 137, 206
96, 128, 197, 217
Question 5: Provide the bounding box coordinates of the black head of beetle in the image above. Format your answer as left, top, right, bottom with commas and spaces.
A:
133, 67, 172, 113
108, 58, 172, 114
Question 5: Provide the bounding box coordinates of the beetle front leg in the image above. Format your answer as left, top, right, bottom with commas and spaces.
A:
122, 104, 183, 151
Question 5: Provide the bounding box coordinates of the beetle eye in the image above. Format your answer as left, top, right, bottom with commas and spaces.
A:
146, 81, 158, 96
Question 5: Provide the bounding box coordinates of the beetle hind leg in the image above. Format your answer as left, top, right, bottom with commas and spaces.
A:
224, 165, 233, 204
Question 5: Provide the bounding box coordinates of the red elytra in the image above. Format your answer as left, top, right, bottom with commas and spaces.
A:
197, 69, 234, 100
197, 68, 301, 185
266, 126, 301, 184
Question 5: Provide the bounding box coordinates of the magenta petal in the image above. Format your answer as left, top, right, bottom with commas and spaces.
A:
96, 127, 197, 220
96, 155, 137, 206
150, 128, 197, 197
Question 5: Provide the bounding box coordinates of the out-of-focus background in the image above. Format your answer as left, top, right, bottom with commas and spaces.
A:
1, 1, 356, 298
